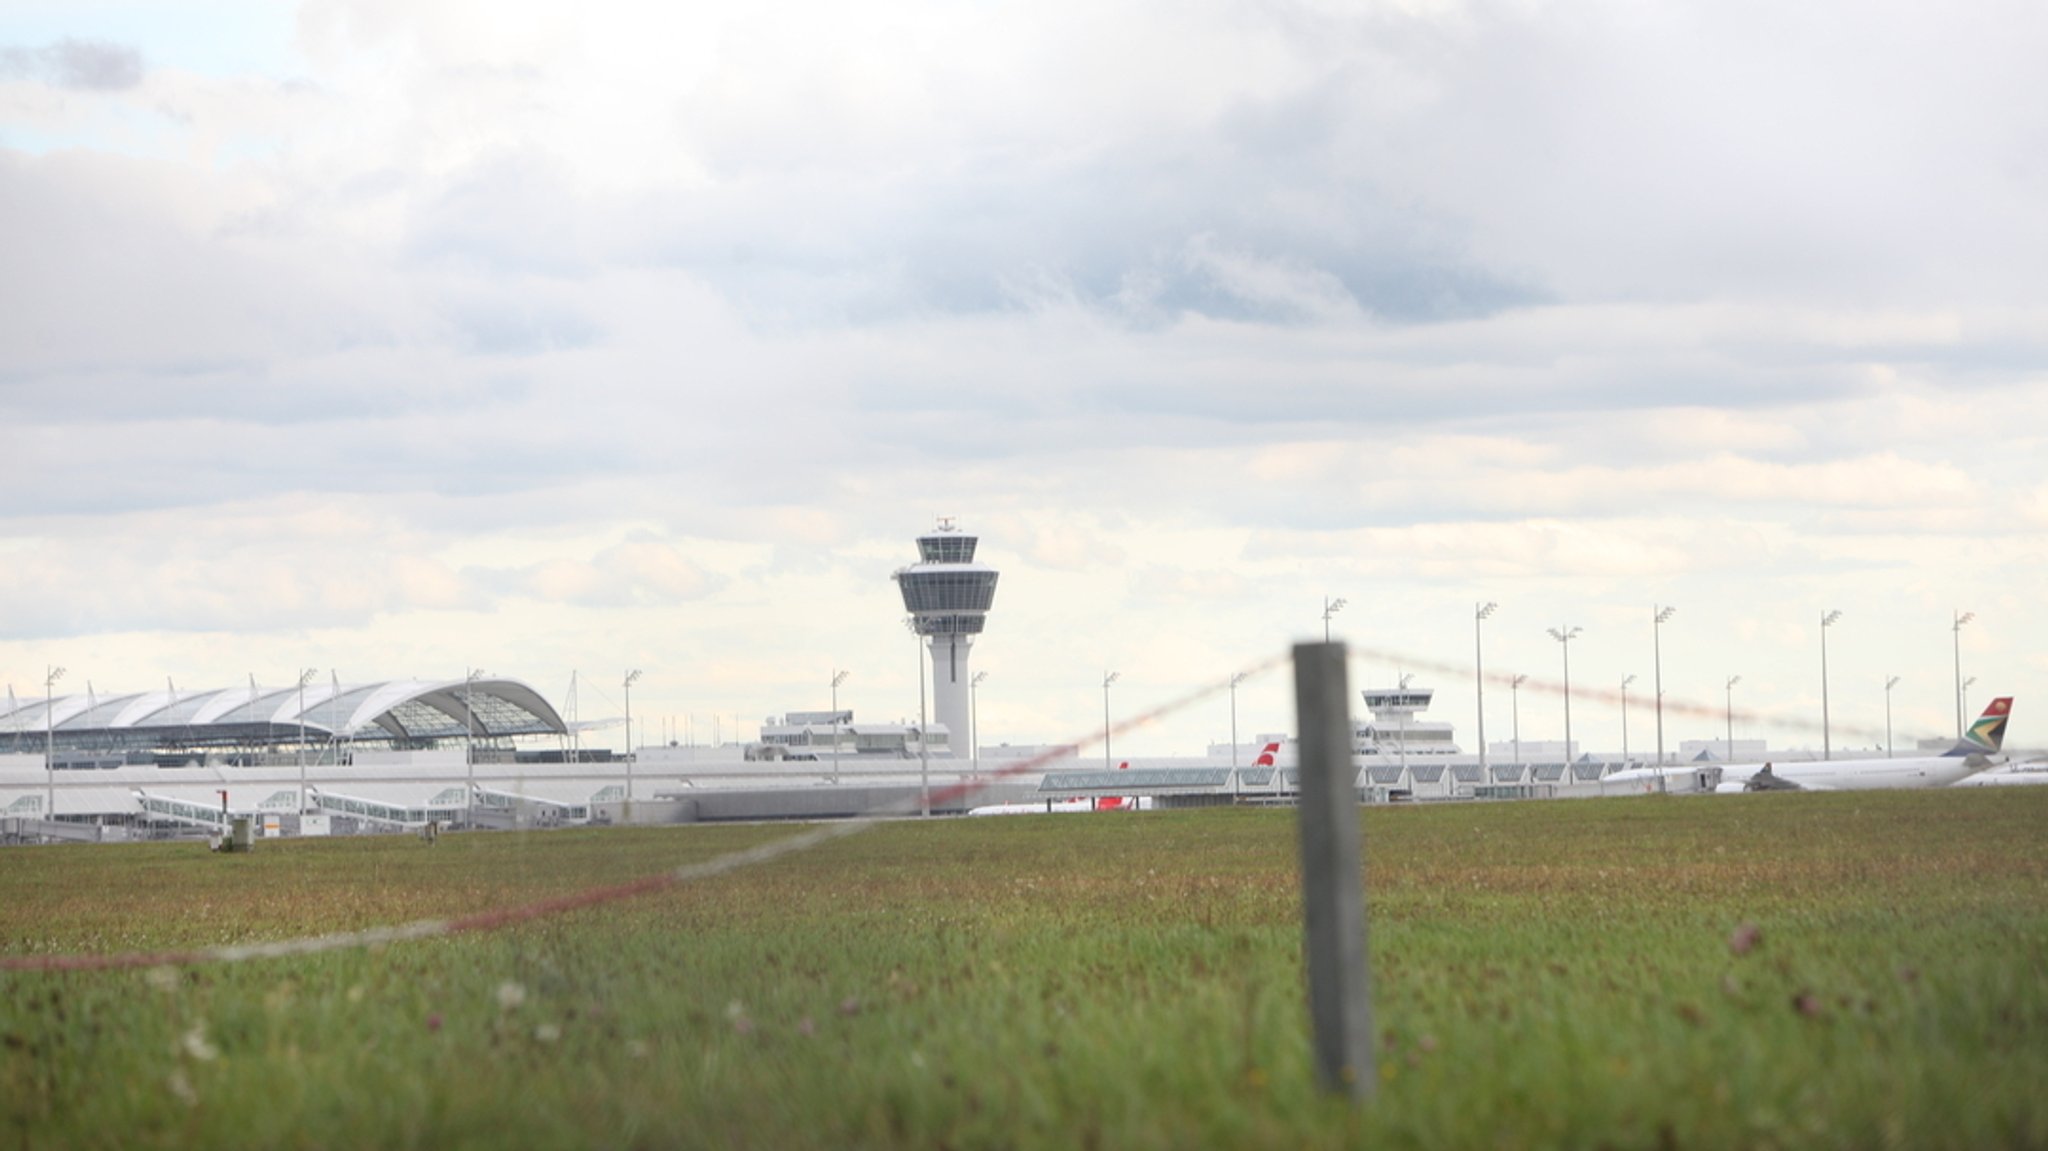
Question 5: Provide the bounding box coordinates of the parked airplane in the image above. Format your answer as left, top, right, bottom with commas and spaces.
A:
1728, 697, 2011, 792
1604, 698, 2013, 794
967, 797, 1157, 816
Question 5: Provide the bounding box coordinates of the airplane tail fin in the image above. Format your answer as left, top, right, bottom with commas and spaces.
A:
1945, 697, 2012, 756
1253, 742, 1281, 767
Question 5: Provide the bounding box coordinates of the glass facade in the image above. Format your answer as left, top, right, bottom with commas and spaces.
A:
2, 679, 567, 755
899, 570, 998, 613
917, 534, 978, 563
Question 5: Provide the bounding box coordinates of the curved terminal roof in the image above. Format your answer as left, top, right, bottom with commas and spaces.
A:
0, 678, 567, 747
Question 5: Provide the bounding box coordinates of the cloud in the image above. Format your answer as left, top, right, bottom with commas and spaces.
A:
486, 538, 722, 608
1, 0, 2044, 752
1, 39, 144, 91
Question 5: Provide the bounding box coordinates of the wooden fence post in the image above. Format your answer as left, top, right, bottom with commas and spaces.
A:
1293, 641, 1375, 1099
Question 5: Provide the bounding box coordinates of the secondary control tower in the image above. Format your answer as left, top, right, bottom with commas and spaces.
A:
894, 519, 1000, 756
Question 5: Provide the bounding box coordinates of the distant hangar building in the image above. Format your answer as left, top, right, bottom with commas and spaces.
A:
1, 678, 569, 766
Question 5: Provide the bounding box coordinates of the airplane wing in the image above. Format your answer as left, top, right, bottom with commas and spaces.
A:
1742, 765, 1834, 792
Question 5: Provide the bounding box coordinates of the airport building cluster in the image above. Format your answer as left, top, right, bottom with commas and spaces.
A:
4, 523, 2040, 844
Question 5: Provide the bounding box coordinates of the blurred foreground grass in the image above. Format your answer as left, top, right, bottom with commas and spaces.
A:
3, 788, 2046, 1149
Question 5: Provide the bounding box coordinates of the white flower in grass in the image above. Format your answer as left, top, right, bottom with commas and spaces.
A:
167, 1070, 198, 1106
180, 1026, 218, 1062
496, 981, 527, 1011
534, 1023, 561, 1043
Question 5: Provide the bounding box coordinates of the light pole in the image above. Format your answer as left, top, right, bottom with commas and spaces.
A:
1229, 672, 1247, 770
1322, 596, 1348, 643
1653, 605, 1676, 765
1547, 626, 1582, 770
1884, 675, 1901, 758
297, 668, 318, 813
1724, 675, 1741, 763
1475, 602, 1498, 775
905, 618, 928, 816
1963, 676, 1977, 717
1820, 609, 1843, 760
1102, 671, 1120, 770
831, 669, 850, 785
1510, 673, 1527, 772
1619, 674, 1636, 769
1952, 610, 1974, 740
44, 665, 65, 820
622, 669, 641, 819
970, 671, 987, 778
466, 668, 487, 826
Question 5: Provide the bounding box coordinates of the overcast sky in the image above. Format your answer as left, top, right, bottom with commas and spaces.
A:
3, 0, 2044, 760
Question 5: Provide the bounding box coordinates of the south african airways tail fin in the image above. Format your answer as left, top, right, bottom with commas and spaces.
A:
1947, 697, 2012, 757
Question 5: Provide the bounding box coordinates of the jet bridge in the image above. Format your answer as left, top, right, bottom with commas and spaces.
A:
133, 789, 244, 831
472, 785, 609, 827
307, 786, 467, 829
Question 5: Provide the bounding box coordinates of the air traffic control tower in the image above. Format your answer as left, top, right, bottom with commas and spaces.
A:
895, 519, 1000, 755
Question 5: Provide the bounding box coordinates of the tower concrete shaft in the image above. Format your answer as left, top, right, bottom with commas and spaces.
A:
925, 632, 976, 757
895, 520, 999, 757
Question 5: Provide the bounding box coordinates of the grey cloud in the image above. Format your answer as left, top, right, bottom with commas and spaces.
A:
407, 152, 587, 277
626, 72, 1540, 328
1, 38, 144, 90
465, 537, 726, 610
448, 300, 600, 356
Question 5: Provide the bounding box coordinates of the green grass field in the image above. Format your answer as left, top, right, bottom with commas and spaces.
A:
4, 788, 2047, 1149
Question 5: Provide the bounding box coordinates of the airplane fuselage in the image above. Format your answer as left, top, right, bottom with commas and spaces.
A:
1715, 754, 1991, 792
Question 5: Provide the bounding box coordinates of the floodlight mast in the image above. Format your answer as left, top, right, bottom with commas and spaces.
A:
1884, 675, 1901, 758
45, 665, 65, 820
467, 668, 489, 827
1952, 610, 1974, 740
970, 670, 987, 778
622, 669, 642, 821
297, 668, 318, 813
904, 617, 929, 817
1509, 674, 1528, 773
1547, 626, 1582, 769
1229, 672, 1248, 770
1475, 603, 1498, 775
1322, 596, 1348, 643
1820, 609, 1843, 760
831, 669, 850, 785
1102, 671, 1120, 770
1725, 676, 1742, 764
1619, 674, 1637, 767
1653, 606, 1676, 765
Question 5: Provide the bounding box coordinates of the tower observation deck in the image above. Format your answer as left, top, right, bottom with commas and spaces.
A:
894, 519, 1000, 756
